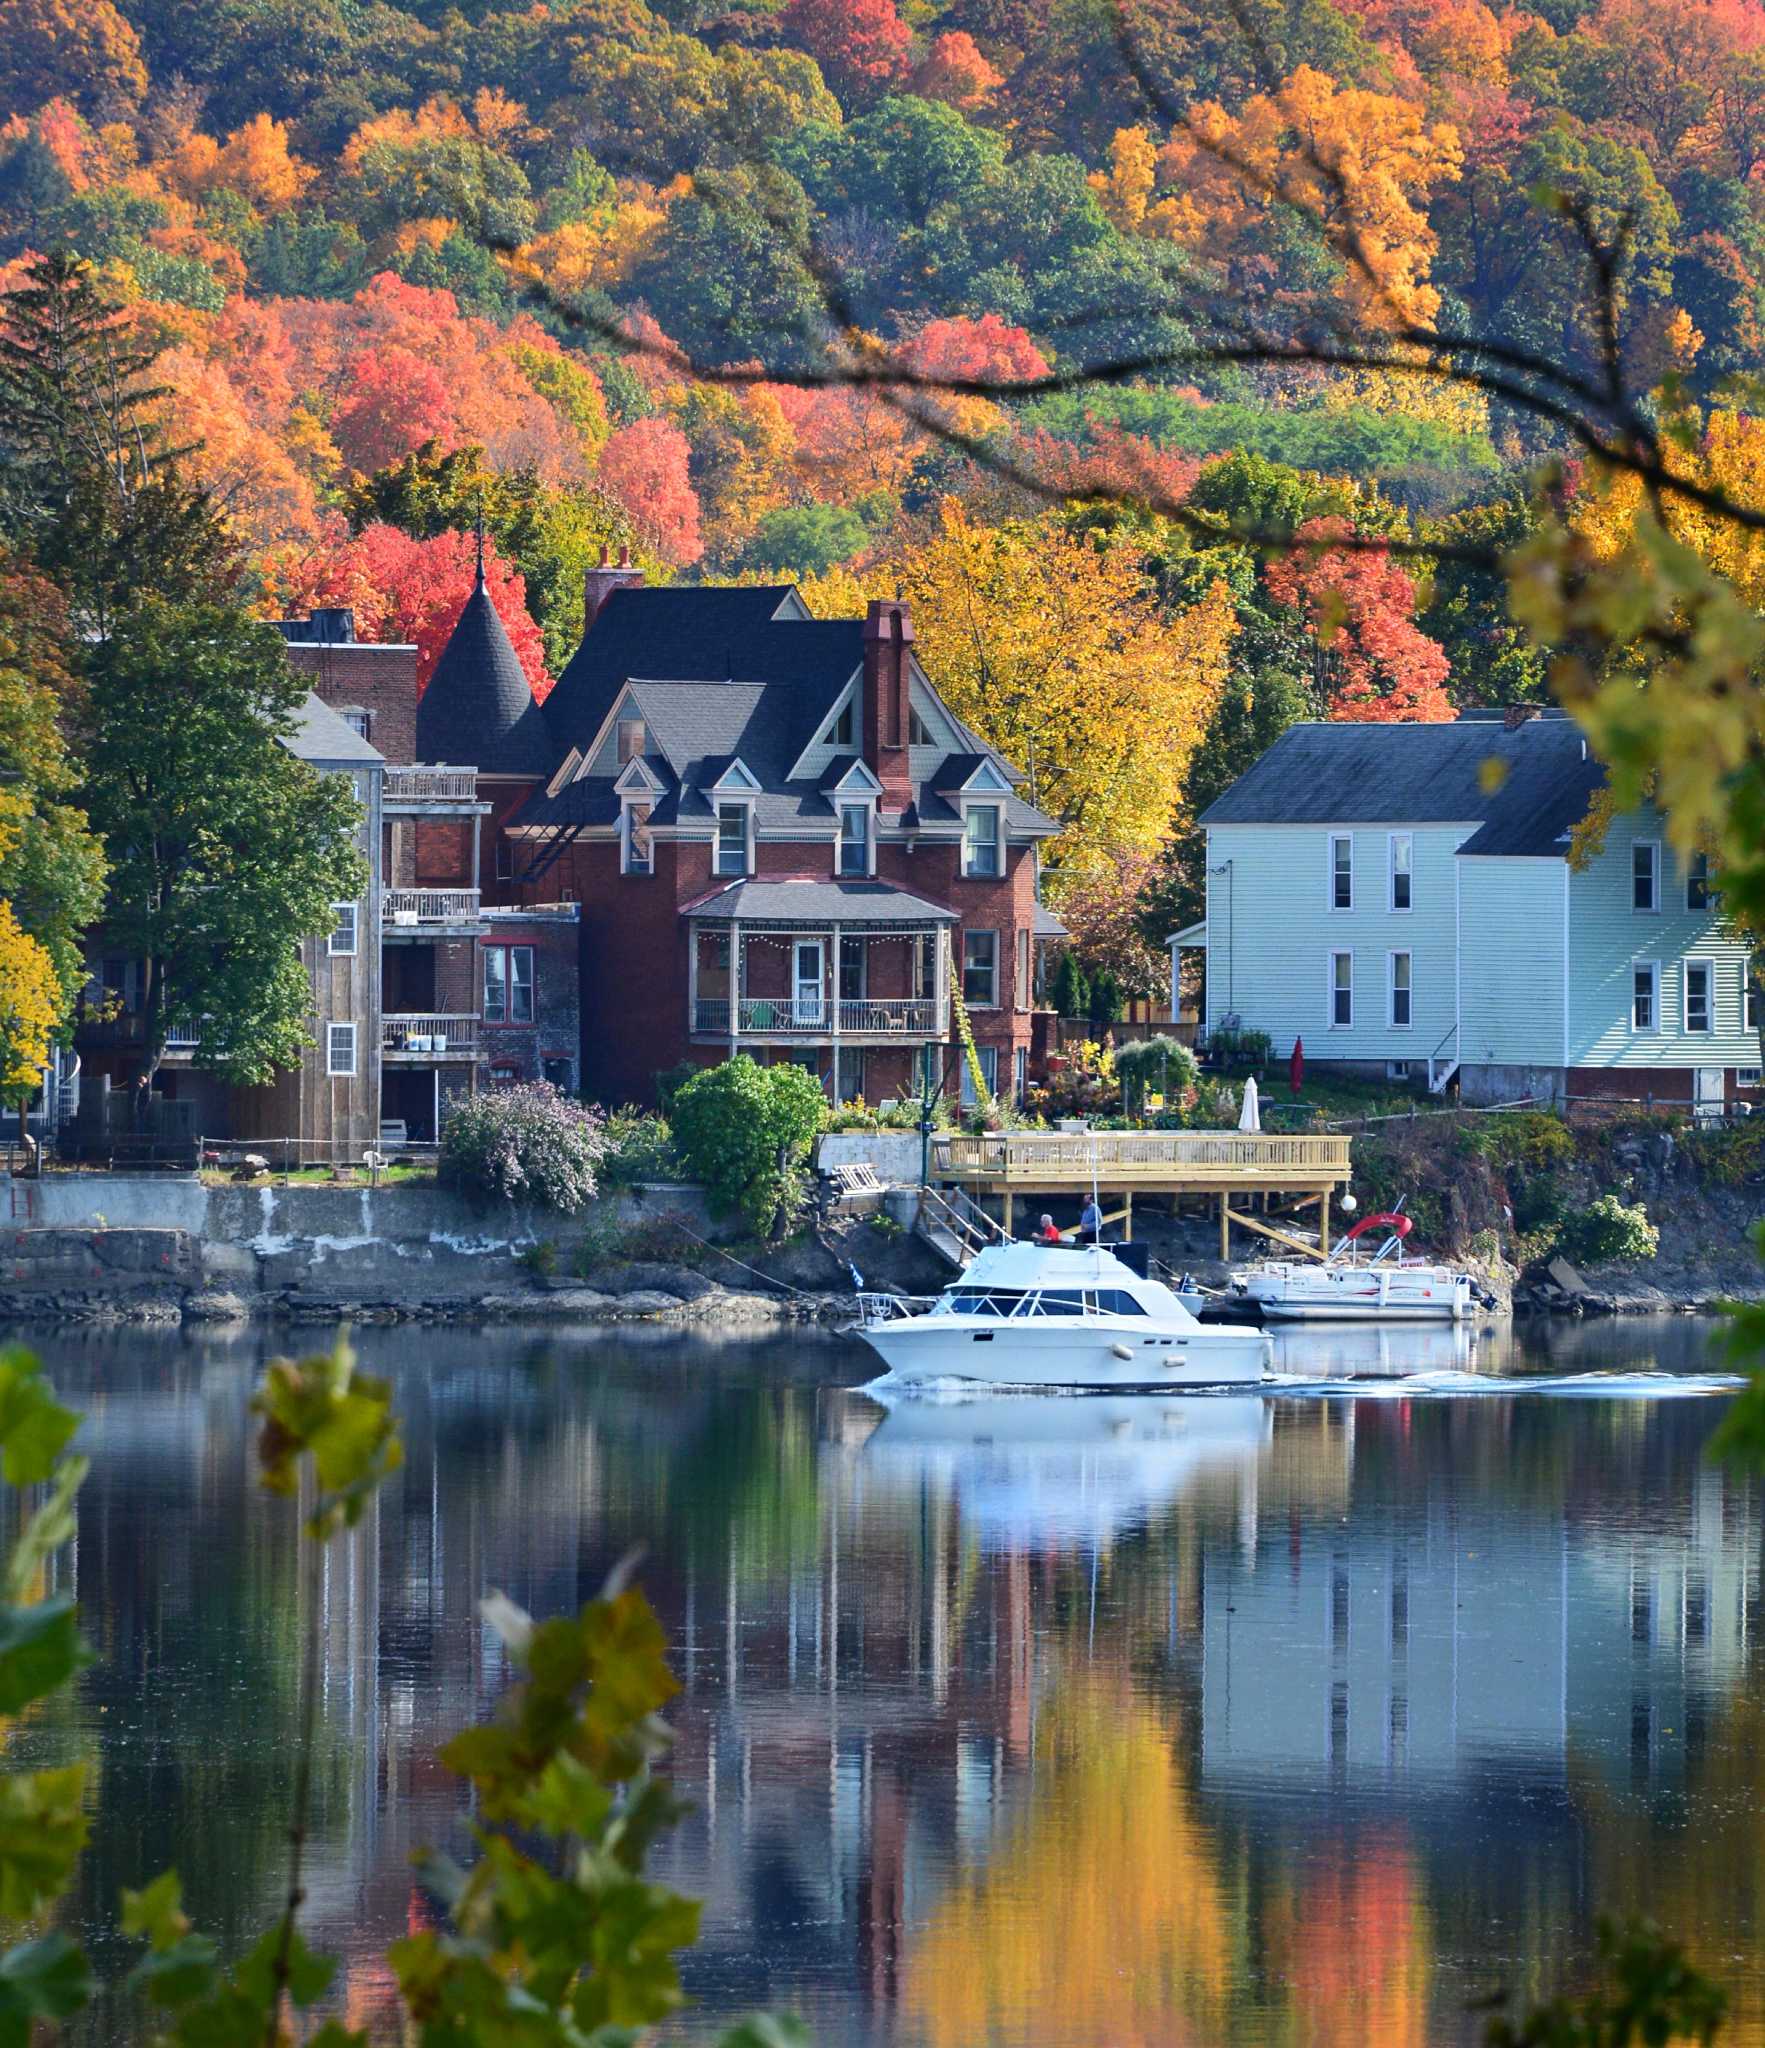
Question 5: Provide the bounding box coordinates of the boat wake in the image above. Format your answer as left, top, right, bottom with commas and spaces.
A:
865, 1369, 1747, 1401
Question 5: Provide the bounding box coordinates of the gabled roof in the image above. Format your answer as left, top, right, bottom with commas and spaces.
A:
416, 578, 554, 777
285, 692, 382, 767
1199, 714, 1600, 848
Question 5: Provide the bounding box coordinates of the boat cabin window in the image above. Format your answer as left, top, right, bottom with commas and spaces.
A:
945, 1288, 1026, 1316
1019, 1289, 1147, 1317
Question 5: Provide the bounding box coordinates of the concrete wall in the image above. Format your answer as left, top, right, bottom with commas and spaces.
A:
816, 1132, 925, 1183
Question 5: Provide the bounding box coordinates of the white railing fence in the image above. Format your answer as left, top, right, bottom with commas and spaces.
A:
383, 888, 483, 925
692, 995, 944, 1036
383, 766, 480, 802
382, 1013, 480, 1055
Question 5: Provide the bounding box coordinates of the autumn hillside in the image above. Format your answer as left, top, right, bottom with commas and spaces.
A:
1, 0, 1760, 980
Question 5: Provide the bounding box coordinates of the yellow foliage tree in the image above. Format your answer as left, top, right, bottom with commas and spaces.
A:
1156, 66, 1463, 328
0, 899, 61, 1101
825, 501, 1234, 877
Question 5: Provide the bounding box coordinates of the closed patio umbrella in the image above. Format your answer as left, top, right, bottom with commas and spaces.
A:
1238, 1073, 1261, 1132
1290, 1036, 1304, 1095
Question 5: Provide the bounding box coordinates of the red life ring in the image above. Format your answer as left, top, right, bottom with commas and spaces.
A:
1344, 1211, 1414, 1243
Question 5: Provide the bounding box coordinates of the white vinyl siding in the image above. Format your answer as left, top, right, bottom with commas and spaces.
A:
1456, 857, 1567, 1068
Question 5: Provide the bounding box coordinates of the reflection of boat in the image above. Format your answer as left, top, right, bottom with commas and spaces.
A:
861, 1390, 1270, 1549
855, 1243, 1271, 1388
1235, 1211, 1488, 1324
1266, 1319, 1482, 1380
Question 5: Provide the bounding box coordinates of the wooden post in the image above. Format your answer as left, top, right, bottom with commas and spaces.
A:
688, 927, 699, 1036
1320, 1185, 1331, 1252
728, 919, 741, 1060
1219, 1193, 1229, 1260
1003, 1189, 1014, 1239
1124, 1190, 1133, 1240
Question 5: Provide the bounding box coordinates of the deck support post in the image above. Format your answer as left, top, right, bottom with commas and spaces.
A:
1002, 1190, 1013, 1238
1320, 1185, 1330, 1252
1219, 1193, 1229, 1260
1124, 1190, 1132, 1240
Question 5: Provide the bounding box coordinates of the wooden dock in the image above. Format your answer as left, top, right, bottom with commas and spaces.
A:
931, 1129, 1354, 1259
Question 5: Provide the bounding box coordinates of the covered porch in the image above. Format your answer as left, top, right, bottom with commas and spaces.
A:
686, 879, 954, 1051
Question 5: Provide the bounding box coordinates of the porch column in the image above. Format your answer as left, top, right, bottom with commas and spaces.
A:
728, 920, 740, 1060
688, 927, 699, 1037
831, 921, 842, 1072
471, 816, 480, 896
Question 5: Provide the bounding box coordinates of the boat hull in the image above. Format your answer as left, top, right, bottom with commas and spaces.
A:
857, 1317, 1271, 1387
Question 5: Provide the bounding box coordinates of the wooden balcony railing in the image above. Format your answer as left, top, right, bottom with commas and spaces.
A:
692, 996, 946, 1038
382, 1014, 479, 1058
383, 765, 480, 804
383, 887, 484, 928
934, 1129, 1353, 1185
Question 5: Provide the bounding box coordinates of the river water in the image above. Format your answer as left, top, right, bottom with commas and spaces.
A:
6, 1314, 1763, 2046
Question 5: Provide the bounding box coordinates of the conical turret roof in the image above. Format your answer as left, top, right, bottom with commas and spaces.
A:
416, 573, 555, 776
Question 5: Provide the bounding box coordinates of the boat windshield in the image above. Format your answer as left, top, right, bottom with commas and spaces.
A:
937, 1287, 1149, 1318
937, 1288, 1027, 1317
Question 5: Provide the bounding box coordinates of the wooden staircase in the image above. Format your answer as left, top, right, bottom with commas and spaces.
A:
916, 1184, 1010, 1269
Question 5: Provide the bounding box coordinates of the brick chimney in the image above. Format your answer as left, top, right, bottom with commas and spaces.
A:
584, 543, 643, 631
862, 598, 914, 812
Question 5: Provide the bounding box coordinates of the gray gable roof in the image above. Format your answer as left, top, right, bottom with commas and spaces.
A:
1200, 715, 1602, 854
685, 878, 956, 924
285, 692, 382, 767
416, 579, 554, 776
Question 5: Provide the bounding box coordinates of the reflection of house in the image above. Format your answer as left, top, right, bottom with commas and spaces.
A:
1185, 712, 1759, 1107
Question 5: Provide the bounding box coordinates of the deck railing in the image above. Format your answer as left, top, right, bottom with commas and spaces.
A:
383, 887, 483, 927
934, 1129, 1352, 1180
382, 1013, 479, 1058
692, 996, 944, 1037
383, 765, 480, 804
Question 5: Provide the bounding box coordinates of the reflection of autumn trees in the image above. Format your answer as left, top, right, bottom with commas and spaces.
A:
902, 1671, 1234, 2048
1266, 1836, 1431, 2048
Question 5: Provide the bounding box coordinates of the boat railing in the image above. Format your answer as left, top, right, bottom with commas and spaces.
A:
856, 1291, 931, 1325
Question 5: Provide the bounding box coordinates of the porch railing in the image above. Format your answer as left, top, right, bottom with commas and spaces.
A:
383, 887, 483, 927
692, 996, 945, 1037
382, 1013, 479, 1057
383, 765, 480, 804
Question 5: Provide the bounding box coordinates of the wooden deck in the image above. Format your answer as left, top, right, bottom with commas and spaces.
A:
931, 1129, 1354, 1259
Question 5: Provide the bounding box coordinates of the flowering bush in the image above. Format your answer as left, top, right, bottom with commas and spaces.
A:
1026, 1037, 1119, 1122
439, 1083, 605, 1212
1559, 1194, 1660, 1266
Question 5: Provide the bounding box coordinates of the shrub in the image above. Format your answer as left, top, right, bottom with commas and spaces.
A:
671, 1055, 828, 1236
1117, 1035, 1199, 1118
1458, 1109, 1575, 1171
1026, 1036, 1119, 1121
1559, 1194, 1660, 1265
1049, 950, 1090, 1019
598, 1107, 681, 1188
1208, 1025, 1272, 1067
439, 1083, 605, 1212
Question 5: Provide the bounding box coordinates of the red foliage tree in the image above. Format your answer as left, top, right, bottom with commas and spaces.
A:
597, 417, 703, 566
330, 345, 458, 475
268, 521, 552, 698
1264, 518, 1454, 722
898, 311, 1050, 387
910, 31, 1003, 110
778, 0, 912, 104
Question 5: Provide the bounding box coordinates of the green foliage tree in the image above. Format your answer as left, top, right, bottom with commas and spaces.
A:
1049, 948, 1089, 1020
79, 599, 366, 1087
739, 503, 870, 576
670, 1055, 828, 1235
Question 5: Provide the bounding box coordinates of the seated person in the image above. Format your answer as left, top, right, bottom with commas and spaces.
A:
1034, 1213, 1063, 1245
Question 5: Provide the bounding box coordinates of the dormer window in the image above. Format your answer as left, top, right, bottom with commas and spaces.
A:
617, 718, 645, 765
716, 801, 752, 877
909, 705, 932, 746
962, 802, 1002, 879
622, 800, 653, 875
838, 800, 873, 877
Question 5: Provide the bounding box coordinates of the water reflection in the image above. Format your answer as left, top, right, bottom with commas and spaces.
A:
2, 1315, 1759, 2046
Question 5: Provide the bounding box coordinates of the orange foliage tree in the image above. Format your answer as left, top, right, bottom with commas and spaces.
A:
1264, 519, 1454, 721
596, 417, 703, 567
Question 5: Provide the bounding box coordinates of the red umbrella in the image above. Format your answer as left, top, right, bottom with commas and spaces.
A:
1290, 1036, 1305, 1095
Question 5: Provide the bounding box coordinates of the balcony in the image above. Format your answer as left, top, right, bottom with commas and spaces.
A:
382, 765, 488, 814
692, 996, 946, 1041
382, 887, 487, 939
382, 1014, 480, 1061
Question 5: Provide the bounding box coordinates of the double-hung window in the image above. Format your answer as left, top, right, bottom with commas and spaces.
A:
1389, 950, 1412, 1028
1687, 852, 1714, 912
1748, 974, 1760, 1034
327, 902, 358, 957
963, 803, 1002, 879
837, 801, 871, 877
1389, 833, 1412, 912
326, 1022, 356, 1076
1633, 961, 1660, 1032
963, 930, 998, 1007
716, 802, 750, 877
1329, 949, 1353, 1028
1016, 928, 1030, 1010
1685, 957, 1713, 1033
1633, 840, 1661, 912
617, 718, 645, 766
960, 1045, 999, 1107
1330, 834, 1353, 911
484, 945, 535, 1024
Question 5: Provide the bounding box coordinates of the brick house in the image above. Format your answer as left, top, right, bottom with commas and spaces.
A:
468, 562, 1061, 1108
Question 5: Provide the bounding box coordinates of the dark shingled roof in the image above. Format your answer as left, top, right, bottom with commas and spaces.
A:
544, 585, 816, 745
1200, 715, 1602, 852
285, 692, 382, 767
416, 579, 554, 777
684, 878, 956, 924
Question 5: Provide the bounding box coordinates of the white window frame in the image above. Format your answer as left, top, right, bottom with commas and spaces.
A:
1328, 949, 1353, 1029
1329, 834, 1353, 912
1013, 1046, 1027, 1100
340, 707, 370, 739
1633, 960, 1661, 1033
616, 717, 645, 765
1748, 974, 1759, 1034
621, 800, 653, 876
1738, 1066, 1762, 1089
1388, 832, 1412, 913
962, 802, 1003, 880
1686, 851, 1714, 912
1633, 839, 1661, 913
836, 799, 873, 877
1015, 927, 1029, 1011
715, 800, 753, 878
963, 929, 999, 1009
1684, 956, 1714, 1034
960, 1044, 999, 1107
326, 1022, 356, 1076
483, 944, 536, 1025
327, 901, 358, 957
1388, 949, 1412, 1030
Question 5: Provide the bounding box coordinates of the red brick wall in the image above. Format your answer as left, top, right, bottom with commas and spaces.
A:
285, 645, 418, 765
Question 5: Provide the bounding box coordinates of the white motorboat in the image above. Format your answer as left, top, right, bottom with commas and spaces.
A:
1234, 1211, 1493, 1324
854, 1241, 1272, 1388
